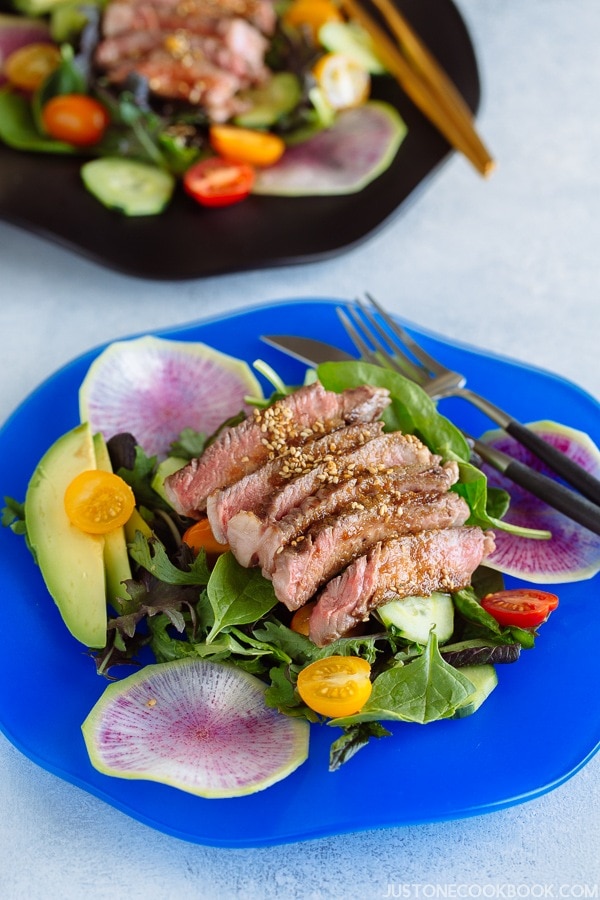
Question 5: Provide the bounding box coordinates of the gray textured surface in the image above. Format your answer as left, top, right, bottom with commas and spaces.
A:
1, 1, 599, 896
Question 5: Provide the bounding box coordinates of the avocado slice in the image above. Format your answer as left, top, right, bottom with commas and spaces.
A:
24, 423, 108, 648
92, 432, 132, 607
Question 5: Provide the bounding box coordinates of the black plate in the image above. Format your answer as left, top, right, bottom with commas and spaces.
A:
0, 0, 481, 280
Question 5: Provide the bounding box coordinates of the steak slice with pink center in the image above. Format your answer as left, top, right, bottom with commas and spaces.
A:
249, 460, 460, 574
210, 422, 383, 545
165, 382, 390, 517
271, 490, 471, 610
222, 430, 440, 559
309, 527, 496, 646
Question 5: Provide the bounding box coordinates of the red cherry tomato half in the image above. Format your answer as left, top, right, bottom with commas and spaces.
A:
183, 157, 255, 208
481, 589, 559, 628
41, 94, 110, 147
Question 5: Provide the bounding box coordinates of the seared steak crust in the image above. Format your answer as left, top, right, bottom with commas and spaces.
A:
165, 382, 391, 517
309, 528, 496, 646
246, 460, 460, 573
209, 422, 384, 545
222, 430, 440, 559
271, 491, 471, 611
96, 0, 278, 120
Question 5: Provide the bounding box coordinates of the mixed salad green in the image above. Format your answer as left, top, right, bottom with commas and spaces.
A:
3, 346, 569, 787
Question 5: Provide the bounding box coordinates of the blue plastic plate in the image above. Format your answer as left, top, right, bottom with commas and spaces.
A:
0, 299, 598, 847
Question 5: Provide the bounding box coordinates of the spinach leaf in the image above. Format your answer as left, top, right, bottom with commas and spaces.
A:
454, 462, 550, 538
0, 88, 76, 153
486, 486, 511, 520
453, 586, 536, 649
330, 633, 475, 726
31, 44, 87, 131
206, 553, 279, 642
453, 586, 504, 635
316, 360, 470, 461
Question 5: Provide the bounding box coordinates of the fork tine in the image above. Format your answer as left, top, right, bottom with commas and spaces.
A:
336, 307, 380, 366
354, 298, 427, 384
364, 292, 447, 377
338, 305, 428, 384
347, 301, 402, 372
337, 306, 406, 374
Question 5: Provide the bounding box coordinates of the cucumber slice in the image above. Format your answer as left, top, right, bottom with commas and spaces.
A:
80, 158, 175, 217
319, 21, 386, 74
235, 72, 302, 129
378, 592, 454, 644
151, 455, 188, 504
452, 664, 498, 718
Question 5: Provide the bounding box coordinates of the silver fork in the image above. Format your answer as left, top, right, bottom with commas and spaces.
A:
338, 294, 600, 508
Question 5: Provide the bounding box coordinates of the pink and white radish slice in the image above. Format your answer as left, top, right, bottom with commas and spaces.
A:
480, 420, 600, 584
82, 659, 310, 798
79, 336, 262, 459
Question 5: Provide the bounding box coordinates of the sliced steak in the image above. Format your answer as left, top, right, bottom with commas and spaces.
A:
309, 527, 496, 646
251, 460, 460, 574
96, 0, 277, 118
223, 430, 440, 559
165, 382, 391, 517
101, 0, 277, 38
210, 422, 383, 545
271, 491, 471, 610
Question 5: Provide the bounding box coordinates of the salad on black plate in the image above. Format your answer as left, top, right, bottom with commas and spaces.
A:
0, 0, 407, 214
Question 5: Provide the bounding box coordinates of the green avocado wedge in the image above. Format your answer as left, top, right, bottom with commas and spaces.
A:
93, 432, 132, 607
24, 423, 108, 648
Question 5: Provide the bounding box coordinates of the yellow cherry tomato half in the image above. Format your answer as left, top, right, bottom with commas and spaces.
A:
182, 518, 230, 556
283, 0, 344, 42
297, 655, 372, 718
41, 94, 110, 147
3, 42, 61, 92
64, 470, 135, 535
312, 52, 371, 110
209, 124, 286, 168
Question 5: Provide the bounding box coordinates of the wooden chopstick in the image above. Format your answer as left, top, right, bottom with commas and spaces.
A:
339, 0, 495, 177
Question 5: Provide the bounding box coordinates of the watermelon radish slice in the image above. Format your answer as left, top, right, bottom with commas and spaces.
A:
252, 101, 407, 196
82, 659, 310, 797
79, 336, 262, 459
0, 14, 52, 86
480, 420, 600, 583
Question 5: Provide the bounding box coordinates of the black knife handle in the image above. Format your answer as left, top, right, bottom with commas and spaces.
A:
505, 420, 600, 506
504, 458, 600, 536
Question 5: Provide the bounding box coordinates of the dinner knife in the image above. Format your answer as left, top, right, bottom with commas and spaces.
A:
261, 334, 600, 536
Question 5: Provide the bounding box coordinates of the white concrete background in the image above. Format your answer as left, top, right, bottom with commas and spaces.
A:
1, 1, 599, 896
